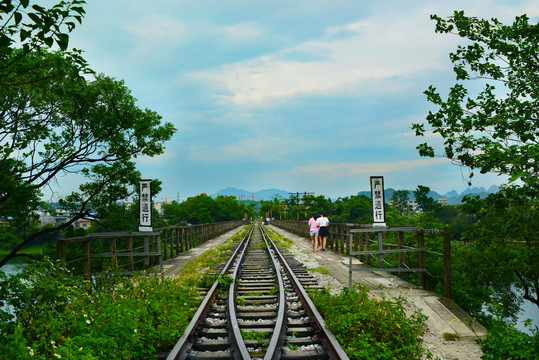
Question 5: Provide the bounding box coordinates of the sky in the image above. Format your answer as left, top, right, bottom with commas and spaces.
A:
60, 0, 538, 201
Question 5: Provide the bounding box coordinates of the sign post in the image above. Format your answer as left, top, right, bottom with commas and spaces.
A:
370, 176, 386, 268
370, 176, 386, 227
139, 179, 153, 232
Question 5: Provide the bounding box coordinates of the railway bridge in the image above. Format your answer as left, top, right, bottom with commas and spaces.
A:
58, 220, 487, 359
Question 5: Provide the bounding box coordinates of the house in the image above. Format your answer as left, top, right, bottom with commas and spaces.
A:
438, 198, 448, 206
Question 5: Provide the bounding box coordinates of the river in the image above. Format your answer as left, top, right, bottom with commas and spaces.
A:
514, 297, 539, 335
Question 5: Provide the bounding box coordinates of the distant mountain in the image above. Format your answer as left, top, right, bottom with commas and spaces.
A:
211, 187, 289, 200
357, 186, 499, 204
358, 188, 443, 201
462, 186, 487, 196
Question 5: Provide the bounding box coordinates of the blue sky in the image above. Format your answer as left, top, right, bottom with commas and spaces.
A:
62, 0, 537, 200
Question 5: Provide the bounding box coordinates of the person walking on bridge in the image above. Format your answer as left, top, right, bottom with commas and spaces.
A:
308, 213, 320, 252
317, 212, 329, 251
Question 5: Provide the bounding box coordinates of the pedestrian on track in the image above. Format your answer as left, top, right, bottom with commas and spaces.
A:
308, 213, 320, 252
316, 212, 329, 251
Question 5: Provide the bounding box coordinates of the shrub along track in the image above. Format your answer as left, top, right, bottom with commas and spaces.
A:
164, 223, 348, 360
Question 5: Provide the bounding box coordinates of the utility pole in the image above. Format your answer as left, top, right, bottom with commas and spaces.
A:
289, 192, 314, 220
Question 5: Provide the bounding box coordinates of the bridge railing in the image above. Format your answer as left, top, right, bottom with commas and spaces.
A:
154, 220, 245, 260
57, 220, 245, 279
271, 219, 451, 298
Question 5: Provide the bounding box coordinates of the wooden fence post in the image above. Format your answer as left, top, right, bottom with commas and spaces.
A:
128, 236, 134, 273
398, 231, 404, 278
144, 235, 150, 269
162, 229, 167, 260
418, 231, 426, 289
175, 228, 180, 256
365, 233, 371, 265
169, 229, 174, 259
83, 239, 91, 281
57, 239, 65, 267
110, 237, 117, 269
443, 232, 452, 298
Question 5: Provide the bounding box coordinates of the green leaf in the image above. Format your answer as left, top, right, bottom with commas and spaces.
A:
56, 33, 69, 51
20, 29, 30, 41
27, 12, 41, 25
14, 12, 22, 25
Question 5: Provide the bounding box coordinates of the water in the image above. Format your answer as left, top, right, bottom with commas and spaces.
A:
1, 263, 27, 276
1, 263, 28, 318
515, 299, 539, 335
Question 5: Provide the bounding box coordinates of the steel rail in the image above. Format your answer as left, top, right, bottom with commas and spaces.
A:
260, 225, 350, 360
258, 225, 287, 360
166, 224, 254, 360
227, 228, 253, 360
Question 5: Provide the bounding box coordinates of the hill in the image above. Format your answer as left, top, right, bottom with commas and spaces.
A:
211, 187, 289, 201
357, 186, 499, 204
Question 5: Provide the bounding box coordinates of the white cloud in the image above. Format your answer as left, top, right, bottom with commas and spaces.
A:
219, 22, 263, 42
187, 137, 307, 163
292, 158, 450, 179
122, 15, 190, 59
185, 8, 455, 106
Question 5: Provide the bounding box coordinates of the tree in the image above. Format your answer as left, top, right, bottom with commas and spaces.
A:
390, 189, 411, 216
413, 11, 539, 314
412, 12, 538, 188
459, 185, 538, 315
0, 1, 176, 268
332, 195, 371, 223
413, 185, 441, 213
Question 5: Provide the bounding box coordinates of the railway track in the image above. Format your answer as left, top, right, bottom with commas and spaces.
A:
165, 223, 348, 360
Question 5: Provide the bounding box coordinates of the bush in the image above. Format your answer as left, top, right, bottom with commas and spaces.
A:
310, 286, 431, 360
477, 303, 538, 360
0, 258, 200, 359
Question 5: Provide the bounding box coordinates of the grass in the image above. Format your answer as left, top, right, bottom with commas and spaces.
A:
0, 243, 52, 259
240, 330, 269, 348
443, 332, 461, 341
265, 228, 294, 249
307, 266, 331, 275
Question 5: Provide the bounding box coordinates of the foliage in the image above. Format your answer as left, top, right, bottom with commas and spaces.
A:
442, 333, 461, 341
390, 190, 412, 216
217, 274, 234, 290
0, 1, 177, 268
413, 186, 441, 214
412, 11, 538, 188
332, 195, 372, 223
163, 194, 247, 225
477, 303, 538, 360
240, 329, 269, 348
455, 185, 539, 315
411, 10, 539, 320
0, 258, 200, 359
310, 286, 431, 360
